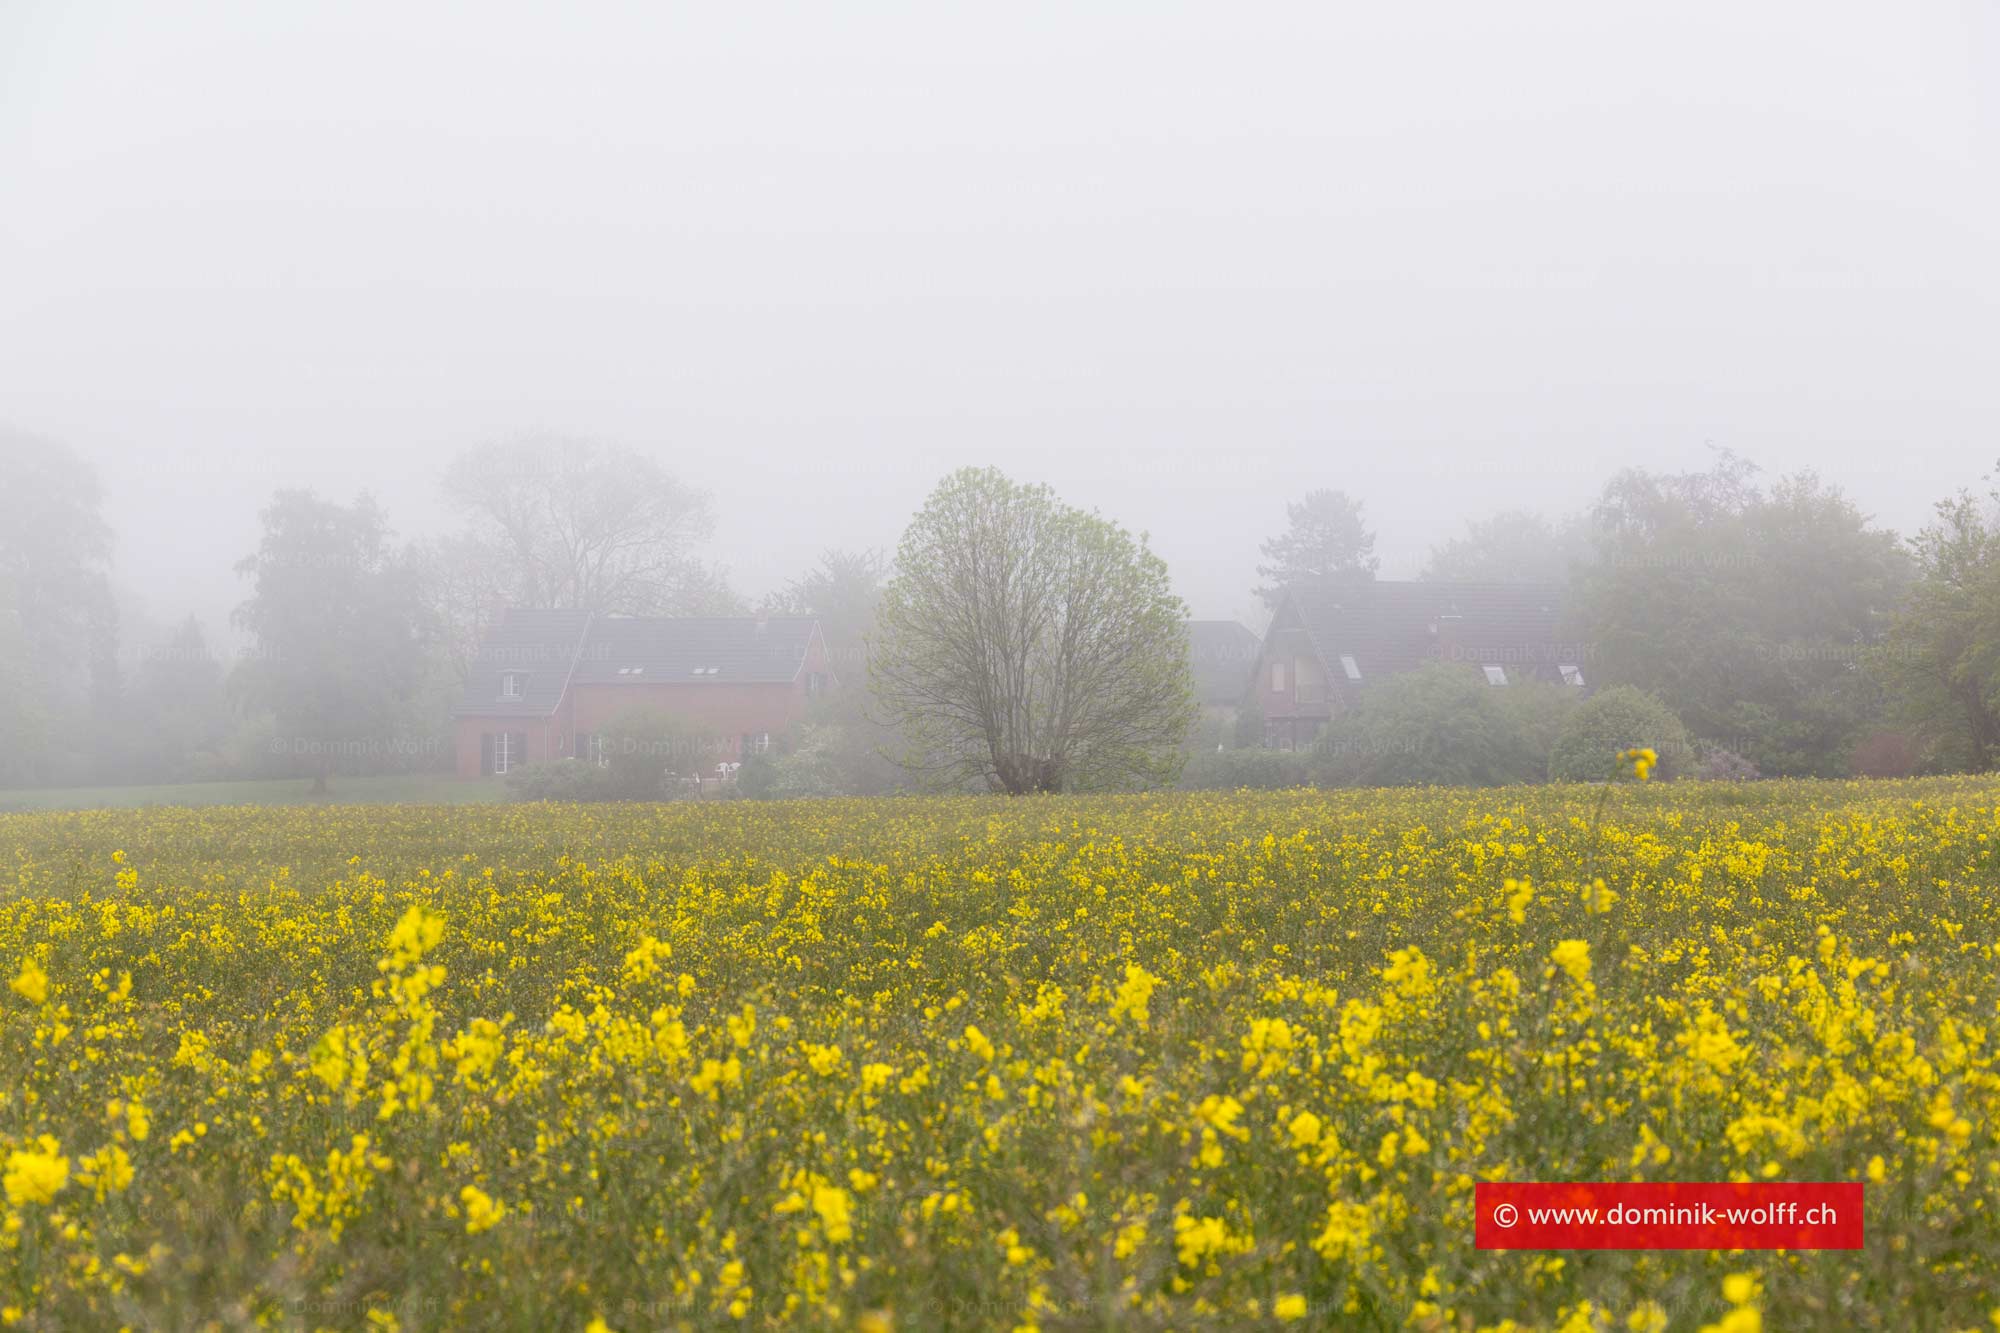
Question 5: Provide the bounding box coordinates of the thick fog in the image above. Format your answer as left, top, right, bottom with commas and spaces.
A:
3, 1, 1995, 634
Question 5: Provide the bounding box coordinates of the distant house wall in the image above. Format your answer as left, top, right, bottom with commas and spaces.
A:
454, 709, 571, 780
1254, 608, 1335, 750
569, 681, 808, 760
453, 628, 833, 778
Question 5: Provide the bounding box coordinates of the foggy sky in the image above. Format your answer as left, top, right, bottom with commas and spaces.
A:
3, 1, 1995, 637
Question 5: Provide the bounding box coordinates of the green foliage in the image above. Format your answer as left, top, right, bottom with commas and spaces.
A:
1548, 686, 1694, 782
597, 708, 725, 799
1176, 746, 1316, 791
1253, 489, 1377, 608
1230, 695, 1265, 750
874, 468, 1196, 794
763, 725, 851, 799
1318, 664, 1566, 787
1872, 485, 2000, 770
504, 759, 622, 802
230, 491, 431, 791
1572, 456, 1906, 776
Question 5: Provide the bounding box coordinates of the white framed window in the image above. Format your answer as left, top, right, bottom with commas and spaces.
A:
499, 671, 524, 701
748, 732, 771, 755
1481, 664, 1509, 686
493, 732, 517, 774
1339, 654, 1361, 681
1559, 663, 1585, 687
586, 733, 608, 765
1271, 661, 1287, 692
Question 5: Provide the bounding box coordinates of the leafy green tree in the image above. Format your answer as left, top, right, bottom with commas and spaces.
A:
232, 492, 430, 792
1253, 489, 1377, 608
874, 468, 1196, 794
1548, 686, 1694, 782
1572, 458, 1906, 776
1872, 483, 2000, 770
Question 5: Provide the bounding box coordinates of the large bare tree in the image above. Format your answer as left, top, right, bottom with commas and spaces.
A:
440, 434, 722, 616
872, 468, 1196, 794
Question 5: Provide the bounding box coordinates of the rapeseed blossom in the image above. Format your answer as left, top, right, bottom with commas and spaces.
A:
0, 779, 1995, 1328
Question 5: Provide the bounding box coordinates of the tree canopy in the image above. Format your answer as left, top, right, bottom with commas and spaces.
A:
440, 435, 726, 617
873, 468, 1196, 794
1254, 489, 1377, 608
232, 491, 430, 791
1873, 480, 2000, 770
1571, 457, 1906, 776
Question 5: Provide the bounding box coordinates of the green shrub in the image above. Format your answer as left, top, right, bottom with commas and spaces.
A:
1548, 686, 1694, 782
1317, 663, 1563, 787
504, 759, 621, 802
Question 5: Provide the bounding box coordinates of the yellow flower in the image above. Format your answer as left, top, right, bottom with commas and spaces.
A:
4, 1137, 70, 1206
460, 1184, 506, 1234
9, 958, 47, 1005
1551, 938, 1593, 986
1628, 1302, 1668, 1333
811, 1183, 853, 1243
1618, 746, 1658, 782
1274, 1294, 1308, 1322
385, 904, 445, 965
1109, 964, 1160, 1029
77, 1142, 135, 1200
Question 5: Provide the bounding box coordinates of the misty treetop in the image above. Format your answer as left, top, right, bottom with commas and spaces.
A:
1253, 488, 1378, 609
8, 425, 2000, 797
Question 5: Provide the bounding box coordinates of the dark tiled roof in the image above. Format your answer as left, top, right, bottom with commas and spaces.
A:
455, 613, 823, 717
454, 608, 593, 717
1284, 581, 1574, 686
1188, 620, 1261, 705
571, 616, 819, 686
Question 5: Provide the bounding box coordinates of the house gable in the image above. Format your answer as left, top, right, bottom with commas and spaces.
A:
1253, 580, 1576, 746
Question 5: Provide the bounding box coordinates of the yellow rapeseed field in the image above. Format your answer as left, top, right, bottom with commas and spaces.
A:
3, 778, 1999, 1331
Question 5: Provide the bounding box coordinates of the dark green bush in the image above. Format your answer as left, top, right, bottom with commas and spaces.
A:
1548, 686, 1694, 782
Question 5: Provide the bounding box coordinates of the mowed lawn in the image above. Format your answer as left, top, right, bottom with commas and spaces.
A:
0, 772, 506, 813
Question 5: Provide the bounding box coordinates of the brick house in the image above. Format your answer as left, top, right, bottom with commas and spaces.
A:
1253, 581, 1581, 749
454, 609, 834, 778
